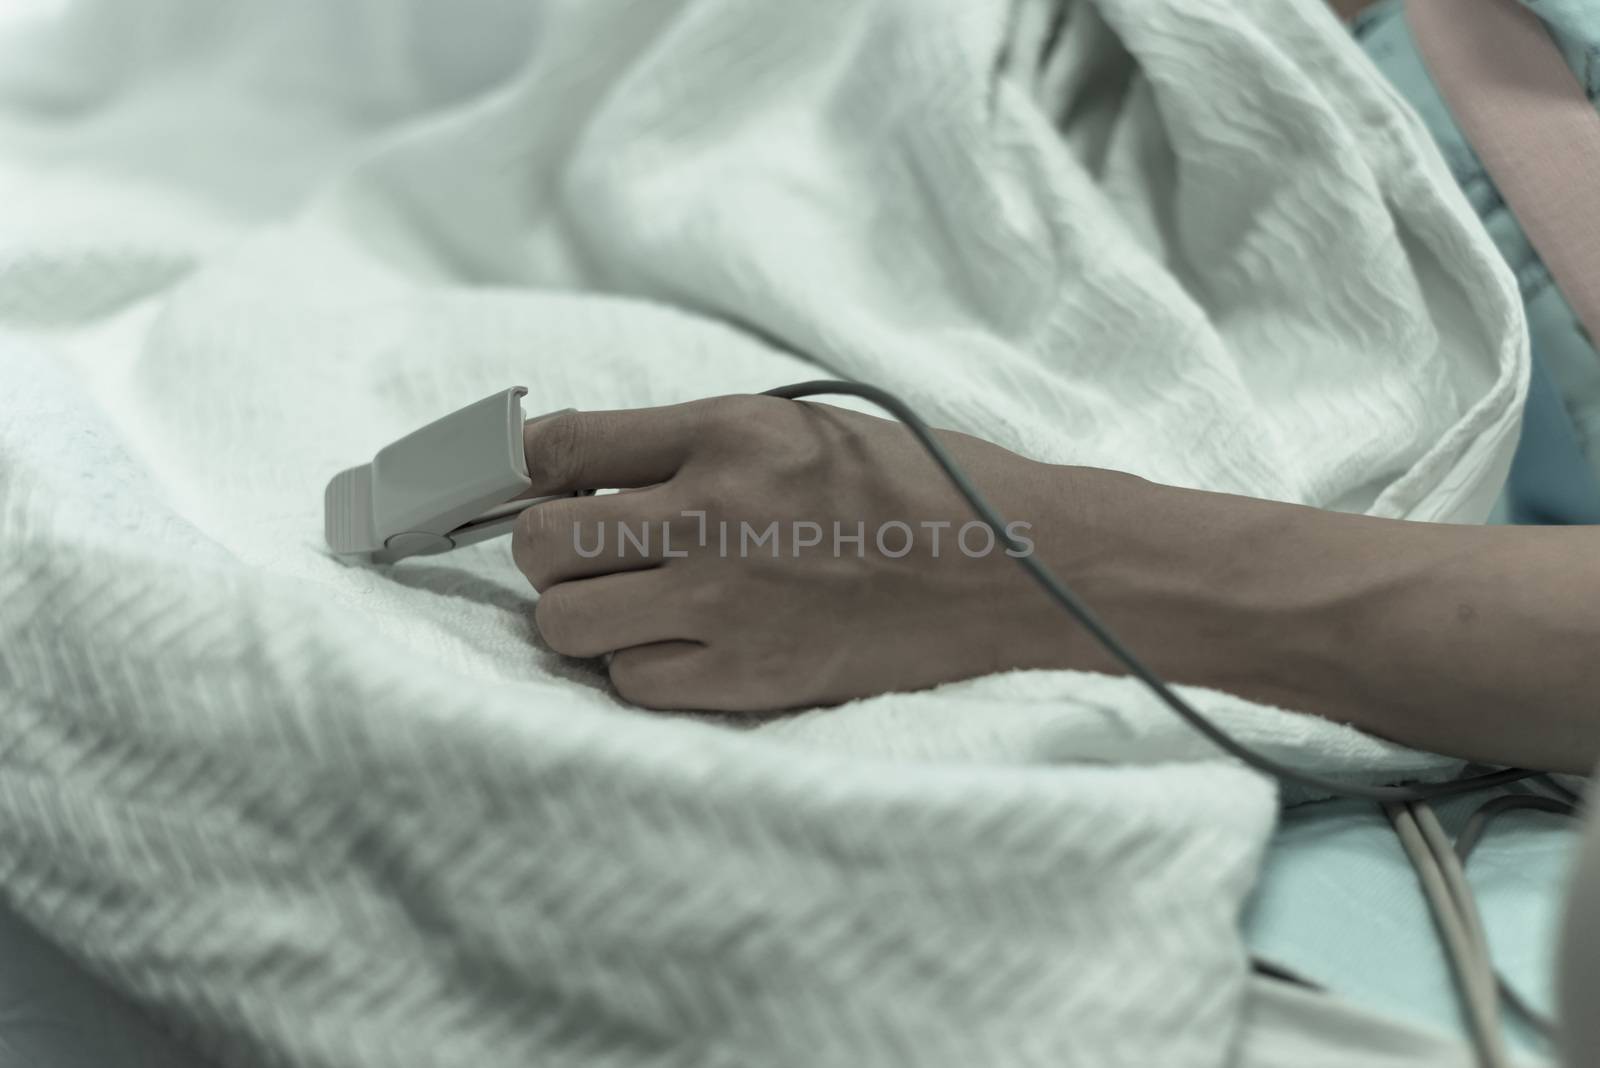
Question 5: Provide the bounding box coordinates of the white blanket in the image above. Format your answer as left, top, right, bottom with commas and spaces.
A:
0, 0, 1527, 1065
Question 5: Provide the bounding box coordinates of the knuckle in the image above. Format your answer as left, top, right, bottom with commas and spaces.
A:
535, 496, 582, 543
693, 469, 740, 517
693, 394, 772, 447
607, 653, 656, 707
662, 509, 701, 550
528, 410, 587, 490
718, 393, 773, 424
609, 648, 696, 710
775, 428, 827, 480
511, 509, 543, 583
711, 396, 829, 481
534, 585, 582, 654
685, 573, 729, 617
512, 500, 575, 590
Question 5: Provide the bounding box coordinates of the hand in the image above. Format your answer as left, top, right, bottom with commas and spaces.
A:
511, 395, 1098, 712
516, 390, 1600, 772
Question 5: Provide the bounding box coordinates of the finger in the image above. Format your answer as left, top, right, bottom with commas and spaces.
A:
522, 402, 708, 496
607, 640, 714, 710
512, 488, 681, 590
535, 570, 691, 659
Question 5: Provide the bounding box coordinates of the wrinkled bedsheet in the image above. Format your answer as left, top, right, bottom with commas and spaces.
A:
0, 0, 1528, 1065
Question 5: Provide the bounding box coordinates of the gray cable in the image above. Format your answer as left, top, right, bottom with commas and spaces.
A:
1457, 795, 1577, 865
1414, 804, 1490, 955
1382, 805, 1504, 1061
1414, 802, 1501, 1015
760, 379, 1554, 1062
1537, 775, 1585, 807
763, 379, 1533, 803
1453, 794, 1580, 1039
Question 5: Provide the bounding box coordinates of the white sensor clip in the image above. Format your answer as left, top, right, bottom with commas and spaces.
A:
324, 386, 575, 563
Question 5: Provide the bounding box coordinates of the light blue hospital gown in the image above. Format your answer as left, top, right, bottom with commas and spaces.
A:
1356, 0, 1600, 524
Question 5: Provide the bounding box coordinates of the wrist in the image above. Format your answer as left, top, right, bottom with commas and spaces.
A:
996, 467, 1318, 700
985, 463, 1167, 675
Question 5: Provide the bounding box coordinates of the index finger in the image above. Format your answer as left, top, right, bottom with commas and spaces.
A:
521, 402, 704, 495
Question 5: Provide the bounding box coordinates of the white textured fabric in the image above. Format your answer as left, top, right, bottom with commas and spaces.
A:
0, 0, 1527, 1065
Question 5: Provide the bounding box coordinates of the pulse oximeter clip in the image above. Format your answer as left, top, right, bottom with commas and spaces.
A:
324, 386, 579, 563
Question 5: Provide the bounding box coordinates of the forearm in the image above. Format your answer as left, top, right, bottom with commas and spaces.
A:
511, 395, 1600, 761
1016, 468, 1600, 773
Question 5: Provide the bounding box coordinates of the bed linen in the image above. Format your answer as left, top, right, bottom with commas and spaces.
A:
0, 0, 1533, 1065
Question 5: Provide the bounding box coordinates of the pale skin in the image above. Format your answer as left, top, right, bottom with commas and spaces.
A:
512, 397, 1600, 775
